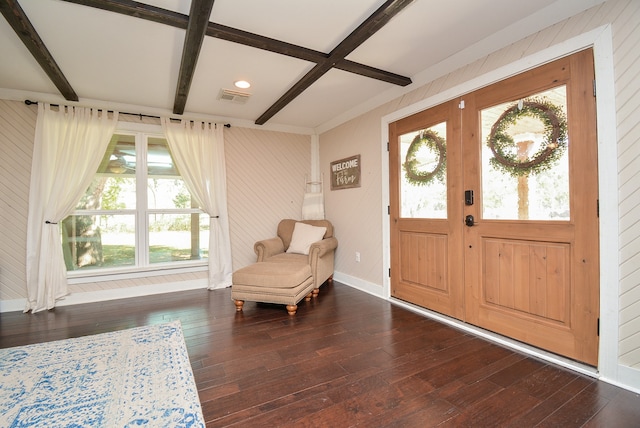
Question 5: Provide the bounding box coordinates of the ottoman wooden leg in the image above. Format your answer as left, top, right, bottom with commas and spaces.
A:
234, 300, 244, 312
312, 288, 320, 298
286, 305, 297, 315
305, 292, 313, 301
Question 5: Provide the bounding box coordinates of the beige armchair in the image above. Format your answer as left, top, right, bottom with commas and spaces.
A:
254, 219, 338, 291
231, 219, 337, 315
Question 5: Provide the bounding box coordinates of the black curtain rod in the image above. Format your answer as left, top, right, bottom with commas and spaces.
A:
24, 100, 231, 128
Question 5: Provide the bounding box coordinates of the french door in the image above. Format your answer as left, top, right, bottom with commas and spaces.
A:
389, 49, 599, 365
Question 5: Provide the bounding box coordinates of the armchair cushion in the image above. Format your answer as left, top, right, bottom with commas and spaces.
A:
232, 262, 312, 289
286, 222, 327, 255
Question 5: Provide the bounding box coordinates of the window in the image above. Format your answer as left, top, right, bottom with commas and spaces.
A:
62, 129, 209, 275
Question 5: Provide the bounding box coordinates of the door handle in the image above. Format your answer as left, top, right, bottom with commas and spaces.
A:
465, 215, 475, 227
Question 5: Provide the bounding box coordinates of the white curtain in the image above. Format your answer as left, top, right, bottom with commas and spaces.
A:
161, 118, 232, 289
25, 103, 118, 312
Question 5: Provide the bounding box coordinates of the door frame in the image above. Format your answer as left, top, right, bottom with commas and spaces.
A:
380, 25, 617, 378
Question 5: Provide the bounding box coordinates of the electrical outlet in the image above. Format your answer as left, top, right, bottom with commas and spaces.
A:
355, 252, 361, 262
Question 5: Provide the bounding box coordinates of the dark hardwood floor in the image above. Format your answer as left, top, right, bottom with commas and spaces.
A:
1, 282, 639, 427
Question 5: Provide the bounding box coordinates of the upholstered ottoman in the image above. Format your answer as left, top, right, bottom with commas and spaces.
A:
231, 262, 315, 315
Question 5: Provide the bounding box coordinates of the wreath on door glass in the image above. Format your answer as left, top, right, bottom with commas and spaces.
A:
487, 98, 568, 178
403, 129, 447, 186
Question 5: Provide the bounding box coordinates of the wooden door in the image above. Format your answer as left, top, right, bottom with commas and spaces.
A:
463, 50, 599, 365
389, 49, 599, 365
389, 100, 464, 319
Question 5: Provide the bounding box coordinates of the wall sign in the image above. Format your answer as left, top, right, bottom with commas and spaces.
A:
330, 154, 361, 190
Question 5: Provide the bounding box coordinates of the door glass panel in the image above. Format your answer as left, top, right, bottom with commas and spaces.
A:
399, 122, 447, 218
481, 86, 569, 220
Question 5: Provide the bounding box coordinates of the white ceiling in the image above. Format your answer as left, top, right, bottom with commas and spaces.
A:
0, 0, 604, 132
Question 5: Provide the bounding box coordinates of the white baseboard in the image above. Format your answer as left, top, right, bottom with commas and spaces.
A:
332, 272, 384, 298
600, 365, 640, 395
0, 279, 209, 313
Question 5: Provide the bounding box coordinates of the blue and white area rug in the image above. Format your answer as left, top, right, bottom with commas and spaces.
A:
0, 321, 205, 427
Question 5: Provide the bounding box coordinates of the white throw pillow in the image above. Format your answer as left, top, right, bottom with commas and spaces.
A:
286, 222, 327, 255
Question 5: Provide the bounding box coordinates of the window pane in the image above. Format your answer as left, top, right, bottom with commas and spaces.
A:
481, 87, 569, 220
399, 122, 447, 218
148, 137, 178, 176
149, 213, 209, 264
148, 178, 194, 209
147, 137, 196, 209
62, 214, 135, 270
77, 134, 136, 210
100, 134, 136, 175
77, 176, 137, 210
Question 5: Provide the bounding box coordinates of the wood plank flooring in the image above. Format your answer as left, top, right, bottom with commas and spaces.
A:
1, 282, 639, 427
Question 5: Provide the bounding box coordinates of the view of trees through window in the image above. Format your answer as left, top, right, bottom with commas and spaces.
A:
62, 133, 208, 272
400, 121, 448, 218
481, 86, 569, 220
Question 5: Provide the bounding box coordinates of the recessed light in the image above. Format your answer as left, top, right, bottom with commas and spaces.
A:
234, 80, 251, 89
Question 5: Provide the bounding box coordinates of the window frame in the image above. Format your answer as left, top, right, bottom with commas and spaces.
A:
66, 121, 208, 283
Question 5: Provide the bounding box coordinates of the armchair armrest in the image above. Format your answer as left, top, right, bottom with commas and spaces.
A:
254, 237, 285, 261
308, 237, 338, 259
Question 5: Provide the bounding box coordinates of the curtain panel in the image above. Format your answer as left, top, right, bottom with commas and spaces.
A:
25, 103, 118, 312
161, 118, 233, 289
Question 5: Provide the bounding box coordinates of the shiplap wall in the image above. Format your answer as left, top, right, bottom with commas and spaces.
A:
320, 0, 640, 371
0, 100, 33, 301
615, 1, 640, 368
0, 101, 310, 301
225, 126, 310, 269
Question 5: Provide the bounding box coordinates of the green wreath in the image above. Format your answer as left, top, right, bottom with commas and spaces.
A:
403, 129, 447, 186
487, 98, 568, 178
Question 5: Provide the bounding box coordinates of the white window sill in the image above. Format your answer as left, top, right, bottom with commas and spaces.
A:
67, 262, 208, 284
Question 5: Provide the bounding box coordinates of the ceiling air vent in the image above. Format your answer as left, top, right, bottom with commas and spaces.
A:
217, 88, 250, 104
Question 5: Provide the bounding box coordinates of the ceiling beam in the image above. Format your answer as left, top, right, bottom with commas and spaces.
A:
206, 22, 412, 87
0, 0, 78, 101
61, 1, 412, 87
60, 0, 187, 28
64, 0, 411, 87
255, 0, 415, 125
335, 59, 410, 87
172, 0, 216, 115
